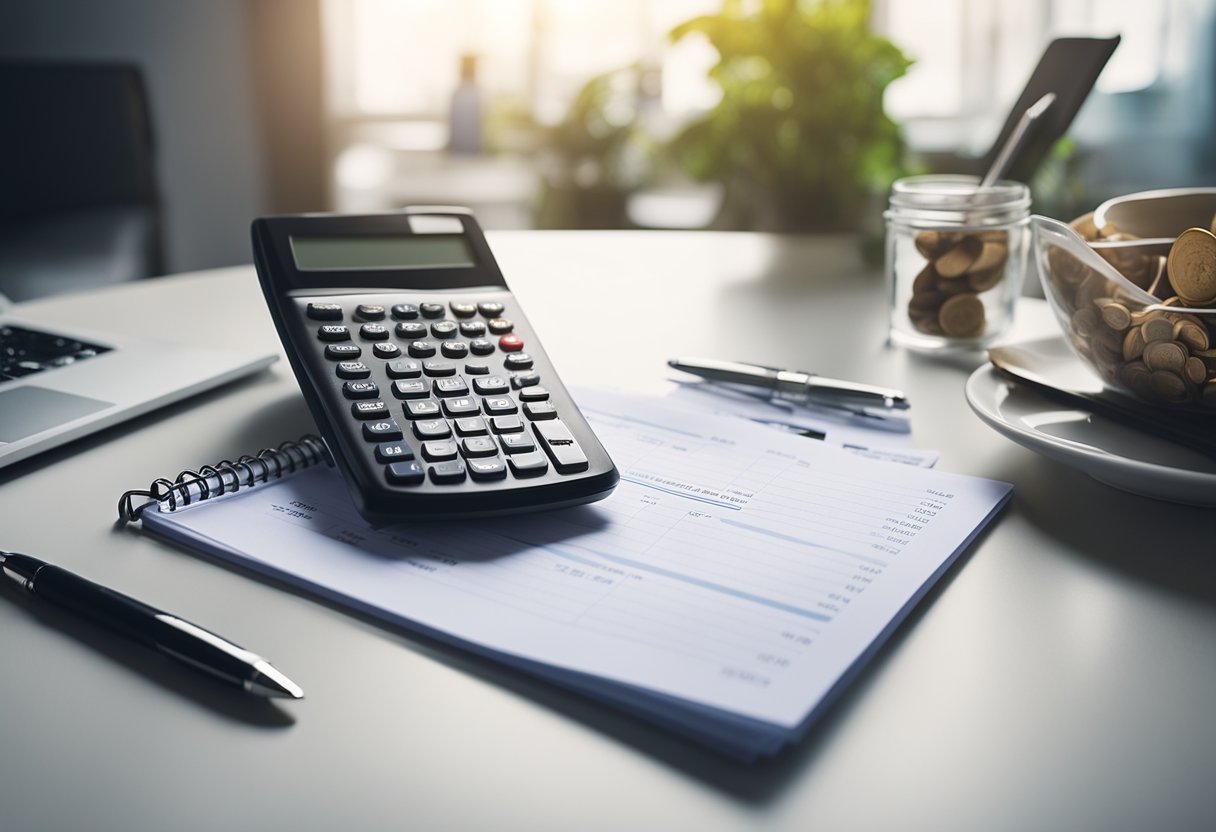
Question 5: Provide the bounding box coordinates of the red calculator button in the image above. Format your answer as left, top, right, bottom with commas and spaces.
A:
499, 334, 524, 352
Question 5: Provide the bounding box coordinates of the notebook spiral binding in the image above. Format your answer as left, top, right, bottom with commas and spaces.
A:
118, 435, 331, 524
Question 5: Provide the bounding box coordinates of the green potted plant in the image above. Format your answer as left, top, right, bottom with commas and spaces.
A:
668, 0, 912, 231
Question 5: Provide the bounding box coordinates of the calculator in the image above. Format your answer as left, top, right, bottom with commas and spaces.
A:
251, 208, 618, 523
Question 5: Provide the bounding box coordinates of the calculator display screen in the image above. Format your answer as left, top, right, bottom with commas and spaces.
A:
290, 235, 475, 270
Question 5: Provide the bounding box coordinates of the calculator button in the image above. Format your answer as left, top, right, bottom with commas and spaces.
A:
469, 339, 495, 356
428, 460, 467, 484
343, 380, 380, 399
499, 433, 536, 454
325, 344, 362, 360
478, 301, 505, 318
372, 343, 401, 359
449, 301, 477, 318
487, 317, 513, 334
533, 420, 589, 473
441, 341, 469, 359
307, 302, 343, 320
359, 323, 390, 340
356, 304, 386, 320
362, 420, 403, 441
318, 325, 350, 342
386, 359, 422, 378
422, 440, 458, 461
385, 460, 425, 485
422, 360, 457, 377
375, 442, 415, 462
467, 456, 507, 481
454, 416, 488, 435
490, 415, 524, 434
352, 400, 390, 420
518, 386, 550, 402
459, 321, 487, 338
442, 396, 480, 417
464, 363, 490, 375
498, 334, 524, 352
408, 340, 437, 358
460, 436, 499, 458
431, 320, 458, 339
473, 375, 510, 396
336, 361, 371, 379
413, 419, 452, 440
391, 379, 431, 399
396, 322, 427, 339
391, 303, 419, 320
523, 401, 558, 420
482, 396, 517, 415
503, 353, 533, 371
434, 376, 470, 397
510, 371, 540, 389
419, 303, 445, 319
507, 452, 549, 478
404, 398, 441, 419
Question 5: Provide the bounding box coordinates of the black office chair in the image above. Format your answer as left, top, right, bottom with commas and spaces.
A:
0, 62, 166, 302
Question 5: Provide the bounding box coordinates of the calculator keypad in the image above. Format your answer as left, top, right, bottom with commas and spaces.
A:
308, 295, 591, 489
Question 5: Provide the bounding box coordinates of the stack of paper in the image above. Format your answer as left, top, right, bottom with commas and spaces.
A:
136, 389, 1011, 762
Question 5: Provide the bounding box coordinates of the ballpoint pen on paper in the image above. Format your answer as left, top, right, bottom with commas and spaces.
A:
0, 550, 304, 699
667, 357, 910, 424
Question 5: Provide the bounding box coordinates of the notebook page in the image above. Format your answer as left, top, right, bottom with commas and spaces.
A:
143, 390, 1010, 728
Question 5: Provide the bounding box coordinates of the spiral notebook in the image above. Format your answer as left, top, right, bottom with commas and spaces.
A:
120, 390, 1012, 762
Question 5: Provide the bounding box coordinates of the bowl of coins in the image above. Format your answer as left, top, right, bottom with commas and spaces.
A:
1032, 190, 1216, 410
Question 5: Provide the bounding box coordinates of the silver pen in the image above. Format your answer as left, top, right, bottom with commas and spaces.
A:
667, 357, 909, 416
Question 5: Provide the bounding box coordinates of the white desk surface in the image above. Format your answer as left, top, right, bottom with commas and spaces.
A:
1, 231, 1212, 832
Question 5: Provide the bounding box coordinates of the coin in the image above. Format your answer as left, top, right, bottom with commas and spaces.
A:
938, 292, 984, 338
1149, 369, 1188, 402
1140, 314, 1174, 343
1174, 318, 1210, 351
1122, 326, 1146, 361
1095, 298, 1131, 331
1166, 227, 1216, 306
935, 237, 983, 278
1185, 356, 1208, 385
1143, 339, 1188, 373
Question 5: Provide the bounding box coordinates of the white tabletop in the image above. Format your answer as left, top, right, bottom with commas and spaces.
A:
1, 231, 1212, 832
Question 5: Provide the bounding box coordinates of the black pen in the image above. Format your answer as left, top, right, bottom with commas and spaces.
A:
0, 550, 303, 699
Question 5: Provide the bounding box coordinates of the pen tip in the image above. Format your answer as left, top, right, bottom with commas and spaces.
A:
249, 660, 304, 699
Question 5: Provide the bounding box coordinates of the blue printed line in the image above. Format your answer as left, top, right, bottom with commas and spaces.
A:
537, 541, 832, 623
719, 518, 889, 566
621, 476, 743, 510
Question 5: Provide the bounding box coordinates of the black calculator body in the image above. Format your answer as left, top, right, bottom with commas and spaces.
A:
251, 208, 618, 523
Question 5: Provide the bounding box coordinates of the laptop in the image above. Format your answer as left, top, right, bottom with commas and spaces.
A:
0, 291, 276, 470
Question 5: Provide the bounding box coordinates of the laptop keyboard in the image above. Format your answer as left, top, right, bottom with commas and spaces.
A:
0, 325, 111, 382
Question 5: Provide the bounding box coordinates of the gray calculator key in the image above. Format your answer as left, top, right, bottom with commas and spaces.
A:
422, 440, 458, 461
499, 433, 536, 454
392, 379, 431, 399
428, 460, 467, 484
460, 436, 499, 458
507, 451, 548, 478
523, 401, 558, 420
490, 415, 524, 434
404, 398, 441, 419
442, 396, 480, 417
532, 419, 589, 473
518, 386, 549, 401
473, 375, 510, 395
467, 456, 507, 481
413, 419, 452, 440
434, 376, 470, 397
387, 359, 422, 378
454, 416, 488, 435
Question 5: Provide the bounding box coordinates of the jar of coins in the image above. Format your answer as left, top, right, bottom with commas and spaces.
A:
885, 175, 1031, 350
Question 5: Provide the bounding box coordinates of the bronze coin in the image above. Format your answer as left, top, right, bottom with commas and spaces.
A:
1166, 227, 1216, 306
938, 292, 985, 338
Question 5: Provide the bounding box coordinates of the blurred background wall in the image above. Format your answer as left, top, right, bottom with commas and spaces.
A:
1, 0, 1214, 277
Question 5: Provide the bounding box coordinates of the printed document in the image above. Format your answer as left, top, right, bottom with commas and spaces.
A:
139, 389, 1010, 760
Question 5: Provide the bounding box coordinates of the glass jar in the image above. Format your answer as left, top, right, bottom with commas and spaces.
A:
885, 174, 1031, 350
